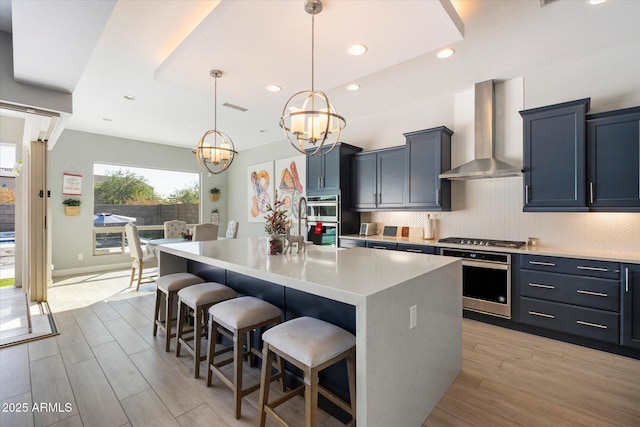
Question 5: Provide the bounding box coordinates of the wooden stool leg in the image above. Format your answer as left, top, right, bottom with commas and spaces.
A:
136, 262, 144, 291
234, 330, 244, 419
305, 368, 319, 427
248, 330, 255, 367
175, 300, 184, 357
258, 345, 274, 427
347, 350, 356, 424
165, 292, 174, 352
206, 316, 219, 387
278, 354, 286, 392
153, 289, 162, 336
194, 306, 202, 378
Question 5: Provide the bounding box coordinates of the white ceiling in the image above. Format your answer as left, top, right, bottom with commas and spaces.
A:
1, 0, 639, 152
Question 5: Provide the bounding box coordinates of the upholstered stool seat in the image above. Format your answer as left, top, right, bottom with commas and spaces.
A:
153, 273, 205, 352
176, 282, 237, 378
207, 296, 284, 419
257, 316, 356, 427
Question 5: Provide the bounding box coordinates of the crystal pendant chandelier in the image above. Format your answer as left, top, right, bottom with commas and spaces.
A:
280, 0, 346, 156
193, 70, 238, 175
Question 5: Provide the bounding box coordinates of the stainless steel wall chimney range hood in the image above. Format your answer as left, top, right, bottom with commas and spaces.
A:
439, 80, 521, 180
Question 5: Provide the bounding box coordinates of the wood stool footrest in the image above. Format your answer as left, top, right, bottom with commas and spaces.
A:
267, 385, 305, 410
319, 386, 353, 415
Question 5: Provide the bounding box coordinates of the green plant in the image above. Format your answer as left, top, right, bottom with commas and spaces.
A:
211, 208, 219, 213
210, 187, 220, 194
63, 198, 81, 206
264, 193, 289, 236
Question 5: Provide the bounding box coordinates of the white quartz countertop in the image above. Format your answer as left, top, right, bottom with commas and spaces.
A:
341, 234, 640, 264
158, 237, 460, 306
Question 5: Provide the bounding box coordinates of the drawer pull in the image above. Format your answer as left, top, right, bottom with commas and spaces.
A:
576, 289, 608, 297
576, 320, 607, 330
577, 266, 608, 272
529, 261, 556, 267
528, 283, 555, 290
405, 248, 423, 253
528, 311, 555, 319
371, 245, 387, 249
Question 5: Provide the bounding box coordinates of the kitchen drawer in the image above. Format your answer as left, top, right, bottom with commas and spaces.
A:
520, 270, 619, 312
339, 238, 366, 249
521, 297, 619, 344
397, 243, 436, 254
366, 241, 398, 250
521, 255, 620, 280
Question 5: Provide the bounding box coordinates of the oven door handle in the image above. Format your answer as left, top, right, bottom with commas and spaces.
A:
462, 260, 509, 270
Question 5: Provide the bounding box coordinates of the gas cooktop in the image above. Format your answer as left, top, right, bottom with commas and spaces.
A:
438, 237, 527, 249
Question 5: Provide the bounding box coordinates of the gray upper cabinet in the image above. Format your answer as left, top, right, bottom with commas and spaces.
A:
306, 143, 362, 196
520, 98, 590, 212
352, 147, 406, 210
587, 107, 640, 212
403, 127, 452, 211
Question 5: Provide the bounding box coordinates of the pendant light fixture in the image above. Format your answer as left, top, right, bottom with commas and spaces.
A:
193, 70, 238, 175
280, 0, 346, 156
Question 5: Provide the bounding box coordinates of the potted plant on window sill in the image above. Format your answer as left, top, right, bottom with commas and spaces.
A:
63, 198, 81, 216
210, 187, 220, 201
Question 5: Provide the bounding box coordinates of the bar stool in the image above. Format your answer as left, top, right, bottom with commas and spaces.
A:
206, 296, 285, 419
176, 282, 237, 378
153, 272, 205, 352
257, 316, 356, 427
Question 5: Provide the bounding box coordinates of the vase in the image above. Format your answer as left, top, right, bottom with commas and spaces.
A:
267, 235, 284, 255
64, 206, 80, 216
210, 193, 219, 201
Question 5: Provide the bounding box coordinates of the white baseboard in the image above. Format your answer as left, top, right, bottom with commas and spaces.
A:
51, 262, 131, 278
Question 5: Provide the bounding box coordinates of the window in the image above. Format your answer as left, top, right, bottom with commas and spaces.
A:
93, 163, 199, 255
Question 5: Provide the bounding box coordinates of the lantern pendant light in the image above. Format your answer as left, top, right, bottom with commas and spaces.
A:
279, 0, 346, 156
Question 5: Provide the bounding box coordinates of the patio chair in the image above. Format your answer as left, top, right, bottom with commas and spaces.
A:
124, 223, 158, 291
225, 220, 239, 239
193, 223, 218, 241
164, 220, 187, 238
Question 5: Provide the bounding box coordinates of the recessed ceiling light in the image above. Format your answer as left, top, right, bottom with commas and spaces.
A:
124, 95, 136, 101
348, 44, 368, 56
437, 48, 455, 59
347, 84, 360, 91
588, 0, 607, 4
266, 85, 281, 92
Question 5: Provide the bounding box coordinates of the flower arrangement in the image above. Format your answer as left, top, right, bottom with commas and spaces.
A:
264, 194, 289, 236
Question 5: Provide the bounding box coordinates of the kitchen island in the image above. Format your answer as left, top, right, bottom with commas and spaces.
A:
157, 237, 462, 427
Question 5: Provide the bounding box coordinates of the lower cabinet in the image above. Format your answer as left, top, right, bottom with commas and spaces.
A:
622, 264, 640, 349
397, 243, 436, 254
338, 238, 366, 249
520, 255, 621, 344
365, 241, 397, 250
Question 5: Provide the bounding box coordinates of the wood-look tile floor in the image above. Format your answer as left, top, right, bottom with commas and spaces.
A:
0, 269, 638, 427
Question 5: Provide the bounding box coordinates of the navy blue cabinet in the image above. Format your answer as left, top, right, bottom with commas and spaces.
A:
587, 107, 640, 211
520, 254, 621, 344
520, 98, 590, 212
397, 243, 437, 254
365, 241, 397, 250
306, 143, 362, 196
403, 127, 452, 211
352, 147, 406, 210
622, 264, 640, 349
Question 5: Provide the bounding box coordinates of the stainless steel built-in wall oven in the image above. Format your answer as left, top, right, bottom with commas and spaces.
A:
441, 248, 512, 319
307, 195, 339, 246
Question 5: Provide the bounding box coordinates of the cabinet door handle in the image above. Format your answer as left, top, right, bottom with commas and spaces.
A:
371, 245, 387, 250
577, 265, 608, 272
528, 311, 555, 319
529, 261, 556, 267
436, 189, 441, 205
525, 184, 530, 205
589, 182, 594, 204
317, 177, 321, 189
528, 283, 555, 289
576, 289, 608, 297
406, 248, 422, 253
626, 268, 630, 293
576, 320, 607, 329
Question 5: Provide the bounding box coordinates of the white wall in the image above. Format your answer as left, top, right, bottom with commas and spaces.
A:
49, 129, 226, 274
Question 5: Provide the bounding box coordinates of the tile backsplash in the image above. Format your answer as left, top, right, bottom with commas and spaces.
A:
366, 178, 640, 254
